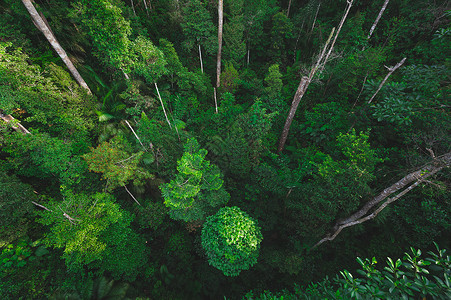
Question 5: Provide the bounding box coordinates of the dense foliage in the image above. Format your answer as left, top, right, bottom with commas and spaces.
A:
0, 0, 449, 298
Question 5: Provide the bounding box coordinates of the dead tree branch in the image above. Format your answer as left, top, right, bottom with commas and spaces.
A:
368, 57, 406, 104
0, 114, 31, 134
312, 152, 450, 250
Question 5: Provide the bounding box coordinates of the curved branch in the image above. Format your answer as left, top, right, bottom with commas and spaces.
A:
312, 152, 450, 250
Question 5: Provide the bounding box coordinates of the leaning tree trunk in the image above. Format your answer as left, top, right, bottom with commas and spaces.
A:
318, 0, 353, 73
367, 0, 390, 40
21, 0, 91, 94
277, 26, 336, 153
216, 0, 223, 88
277, 0, 354, 153
312, 151, 450, 249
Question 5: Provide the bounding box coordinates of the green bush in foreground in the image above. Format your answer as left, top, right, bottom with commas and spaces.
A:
246, 243, 451, 299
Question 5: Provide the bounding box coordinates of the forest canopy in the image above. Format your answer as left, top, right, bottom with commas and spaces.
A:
0, 0, 450, 299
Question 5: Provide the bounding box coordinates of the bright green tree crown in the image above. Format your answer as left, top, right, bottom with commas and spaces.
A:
201, 206, 263, 276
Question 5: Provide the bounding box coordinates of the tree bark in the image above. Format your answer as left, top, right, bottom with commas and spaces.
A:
367, 0, 390, 40
21, 0, 91, 94
216, 0, 224, 88
368, 57, 406, 104
312, 151, 451, 249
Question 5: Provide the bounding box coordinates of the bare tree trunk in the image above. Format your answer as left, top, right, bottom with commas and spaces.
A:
368, 0, 390, 40
216, 0, 223, 88
247, 48, 250, 66
277, 76, 309, 153
213, 88, 218, 114
278, 1, 355, 153
287, 0, 292, 17
198, 44, 204, 73
277, 27, 335, 153
143, 0, 149, 15
154, 82, 172, 129
368, 57, 406, 104
318, 0, 354, 73
131, 0, 136, 16
124, 185, 142, 206
312, 151, 450, 249
21, 0, 91, 94
311, 2, 321, 32
0, 114, 31, 134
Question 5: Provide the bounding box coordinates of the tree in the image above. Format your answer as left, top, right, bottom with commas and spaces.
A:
70, 0, 132, 71
160, 138, 230, 222
20, 0, 91, 93
264, 64, 283, 99
36, 191, 147, 280
223, 0, 246, 67
83, 135, 153, 193
201, 206, 263, 276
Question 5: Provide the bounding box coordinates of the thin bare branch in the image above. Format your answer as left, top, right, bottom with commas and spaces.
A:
154, 82, 172, 129
368, 57, 407, 104
367, 0, 390, 40
124, 185, 142, 206
125, 120, 146, 150
32, 201, 53, 212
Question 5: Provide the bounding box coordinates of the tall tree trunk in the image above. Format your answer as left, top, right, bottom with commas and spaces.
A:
277, 76, 309, 153
318, 0, 354, 73
312, 151, 450, 249
155, 82, 172, 129
131, 0, 136, 16
216, 0, 223, 88
368, 57, 406, 104
368, 0, 390, 40
213, 88, 218, 114
247, 48, 250, 66
143, 0, 149, 15
278, 0, 354, 153
198, 44, 204, 73
277, 27, 335, 153
21, 0, 91, 94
